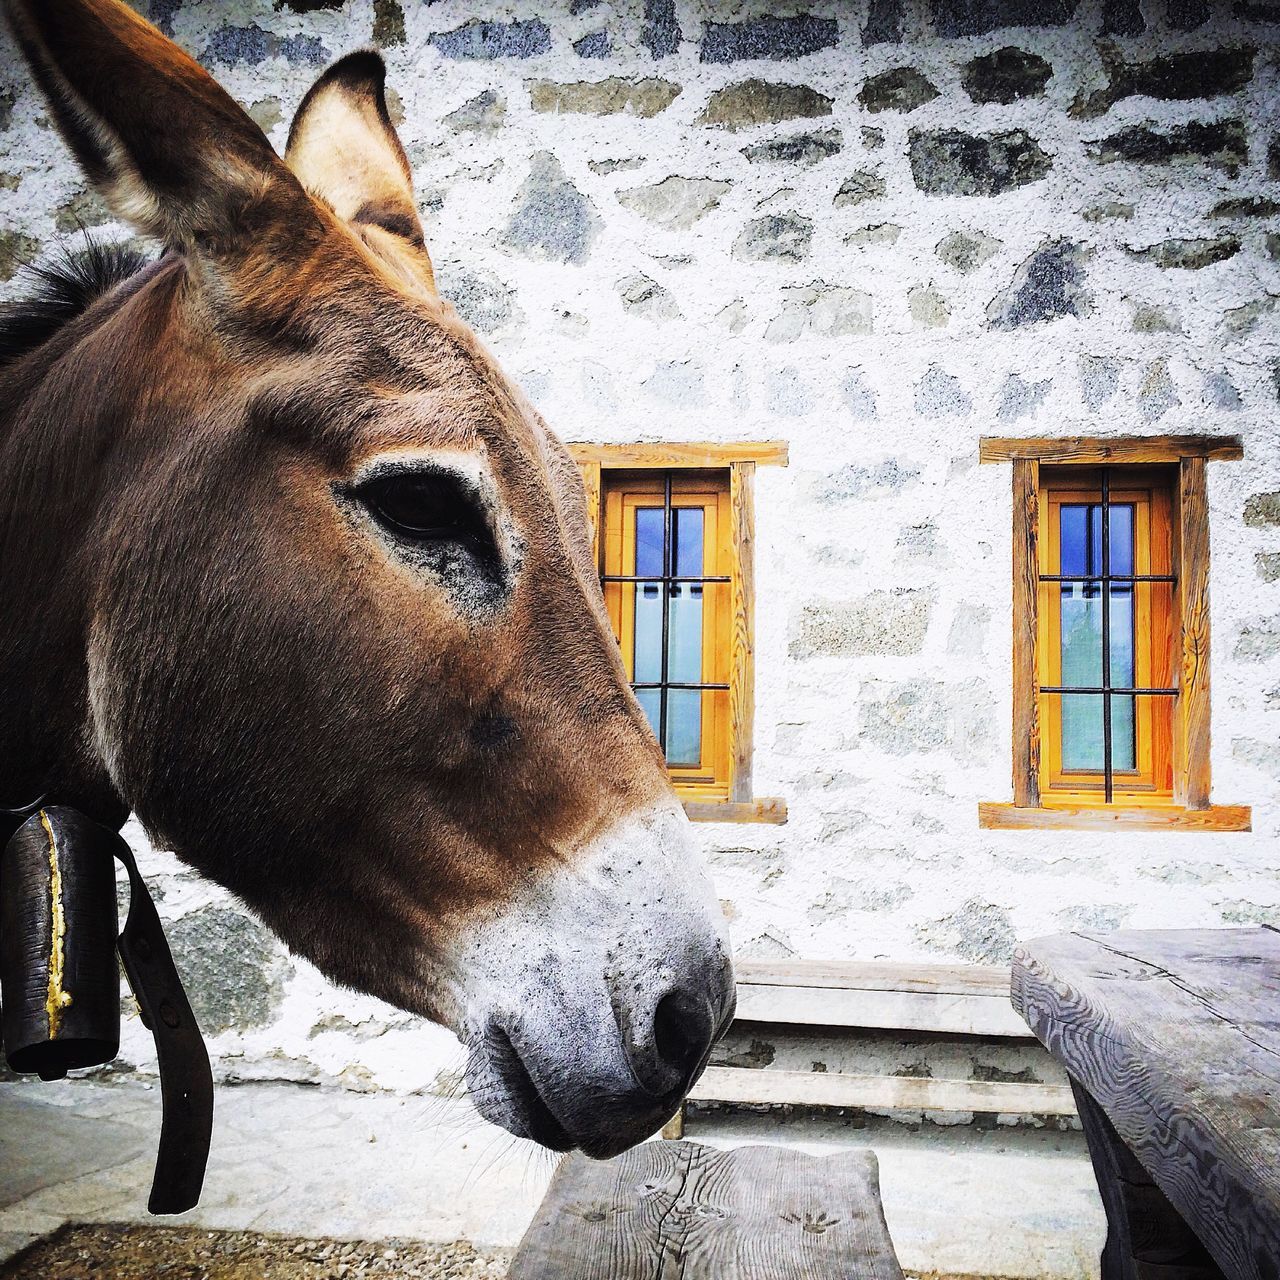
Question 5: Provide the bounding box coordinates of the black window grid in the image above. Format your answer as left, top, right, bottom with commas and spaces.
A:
599, 470, 729, 755
1041, 466, 1178, 803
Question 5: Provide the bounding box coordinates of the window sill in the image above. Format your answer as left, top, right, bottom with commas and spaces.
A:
683, 798, 788, 825
979, 801, 1251, 833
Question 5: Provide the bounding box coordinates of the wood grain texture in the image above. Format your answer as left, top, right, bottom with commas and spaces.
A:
979, 802, 1251, 832
578, 459, 602, 572
729, 462, 755, 805
510, 1140, 904, 1280
1176, 456, 1213, 809
688, 1066, 1076, 1116
980, 436, 1244, 464
1012, 458, 1041, 807
734, 958, 1013, 995
567, 441, 789, 469
682, 798, 787, 824
1011, 928, 1280, 1280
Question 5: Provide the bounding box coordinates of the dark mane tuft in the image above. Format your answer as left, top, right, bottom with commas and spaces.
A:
0, 239, 153, 367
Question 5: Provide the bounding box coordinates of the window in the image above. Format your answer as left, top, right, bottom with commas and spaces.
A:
570, 442, 788, 824
979, 435, 1250, 833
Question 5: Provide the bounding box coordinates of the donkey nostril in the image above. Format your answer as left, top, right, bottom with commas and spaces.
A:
652, 989, 712, 1085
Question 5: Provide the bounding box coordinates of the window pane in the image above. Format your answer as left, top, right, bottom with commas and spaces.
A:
665, 689, 702, 767
673, 507, 704, 578
1061, 695, 1136, 772
636, 687, 661, 743
633, 581, 662, 682
1060, 584, 1104, 687
1109, 505, 1134, 576
668, 583, 703, 684
635, 506, 664, 578
1061, 503, 1134, 577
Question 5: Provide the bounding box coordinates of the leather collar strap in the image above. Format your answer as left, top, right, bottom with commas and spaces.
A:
110, 823, 214, 1215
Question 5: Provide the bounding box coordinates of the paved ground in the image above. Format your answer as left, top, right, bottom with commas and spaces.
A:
0, 1078, 1105, 1279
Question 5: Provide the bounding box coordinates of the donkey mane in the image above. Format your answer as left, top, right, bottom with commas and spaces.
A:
0, 238, 152, 368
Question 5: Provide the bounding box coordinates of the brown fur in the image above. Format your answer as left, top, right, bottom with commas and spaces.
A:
0, 0, 675, 1019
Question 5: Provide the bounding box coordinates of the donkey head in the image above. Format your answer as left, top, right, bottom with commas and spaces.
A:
0, 0, 733, 1157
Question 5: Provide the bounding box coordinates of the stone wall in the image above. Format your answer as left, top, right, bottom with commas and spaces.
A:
1, 0, 1277, 1102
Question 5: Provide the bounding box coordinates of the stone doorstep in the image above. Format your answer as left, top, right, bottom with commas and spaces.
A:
0, 1079, 1104, 1280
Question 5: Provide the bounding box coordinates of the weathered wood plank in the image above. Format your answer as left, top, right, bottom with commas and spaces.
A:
567, 441, 790, 469
1012, 458, 1041, 807
682, 798, 787, 824
980, 436, 1244, 464
729, 461, 755, 805
733, 958, 1013, 995
1012, 928, 1280, 1280
688, 1066, 1076, 1116
1176, 456, 1212, 810
979, 802, 1251, 832
733, 981, 1033, 1038
510, 1140, 904, 1280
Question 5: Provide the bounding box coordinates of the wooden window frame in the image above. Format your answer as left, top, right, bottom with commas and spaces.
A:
570, 441, 788, 825
978, 436, 1250, 833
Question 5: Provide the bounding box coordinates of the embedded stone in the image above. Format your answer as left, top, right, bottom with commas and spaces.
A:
0, 89, 13, 131
1270, 234, 1280, 260
1129, 236, 1240, 269
908, 283, 949, 328
617, 273, 681, 320
150, 0, 181, 36
961, 48, 1052, 104
1244, 491, 1280, 526
1139, 359, 1179, 421
588, 156, 644, 175
697, 80, 832, 130
935, 229, 1001, 272
1103, 0, 1145, 33
574, 31, 610, 59
922, 898, 1016, 964
570, 0, 602, 11
444, 90, 506, 132
1256, 552, 1280, 581
947, 603, 990, 658
790, 591, 931, 658
987, 240, 1090, 328
1082, 201, 1134, 221
765, 282, 873, 340
1235, 619, 1280, 661
998, 374, 1051, 421
502, 153, 601, 264
834, 171, 886, 207
812, 459, 919, 503
166, 906, 294, 1035
529, 78, 681, 117
845, 223, 901, 246
1236, 0, 1280, 17
247, 98, 283, 135
1088, 120, 1247, 176
1210, 195, 1280, 218
701, 15, 838, 63
1168, 0, 1210, 26
0, 173, 19, 192
915, 366, 971, 416
0, 230, 39, 283
1203, 371, 1242, 410
1072, 46, 1254, 119
859, 67, 939, 113
644, 360, 705, 405
1130, 302, 1181, 333
932, 0, 1077, 37
715, 300, 750, 333
1271, 137, 1280, 179
1079, 355, 1118, 408
842, 368, 877, 419
732, 214, 812, 263
373, 0, 406, 47
909, 128, 1051, 195
203, 25, 327, 66
1224, 297, 1277, 338
435, 264, 521, 334
54, 188, 112, 233
766, 366, 814, 416
275, 0, 343, 10
642, 0, 680, 58
858, 678, 993, 763
862, 127, 886, 150
742, 129, 842, 166
431, 20, 551, 60
618, 176, 731, 230
863, 0, 904, 44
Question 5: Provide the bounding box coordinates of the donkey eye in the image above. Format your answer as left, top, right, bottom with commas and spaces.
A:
356, 472, 488, 545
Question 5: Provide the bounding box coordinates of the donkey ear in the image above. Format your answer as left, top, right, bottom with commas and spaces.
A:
2, 0, 317, 255
286, 52, 437, 298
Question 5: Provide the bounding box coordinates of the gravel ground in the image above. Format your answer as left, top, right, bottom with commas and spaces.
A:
1, 1224, 511, 1279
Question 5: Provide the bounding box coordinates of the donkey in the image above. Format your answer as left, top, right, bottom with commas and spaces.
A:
0, 0, 733, 1159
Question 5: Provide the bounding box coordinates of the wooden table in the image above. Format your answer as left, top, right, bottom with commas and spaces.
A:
1012, 927, 1280, 1280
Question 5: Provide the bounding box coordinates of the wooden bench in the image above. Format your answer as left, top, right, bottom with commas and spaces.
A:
665, 959, 1077, 1138
510, 1139, 904, 1279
